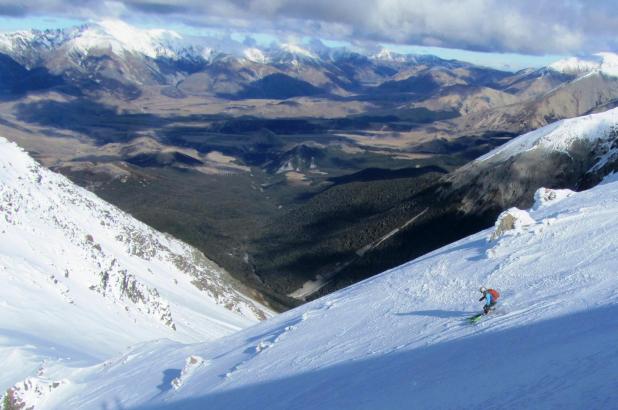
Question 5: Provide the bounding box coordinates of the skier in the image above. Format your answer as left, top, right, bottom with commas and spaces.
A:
479, 286, 500, 315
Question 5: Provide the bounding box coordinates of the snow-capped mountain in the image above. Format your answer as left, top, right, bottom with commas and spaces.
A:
548, 52, 618, 77
0, 137, 270, 394
240, 43, 320, 66
0, 20, 213, 95
0, 19, 491, 98
0, 21, 330, 70
476, 106, 618, 179
70, 20, 204, 60
275, 43, 318, 61
0, 20, 207, 65
5, 111, 618, 408
242, 47, 268, 64
0, 20, 478, 70
5, 19, 618, 104
371, 47, 408, 63
442, 107, 618, 227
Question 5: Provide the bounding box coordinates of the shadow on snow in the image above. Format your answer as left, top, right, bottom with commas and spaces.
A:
131, 304, 618, 410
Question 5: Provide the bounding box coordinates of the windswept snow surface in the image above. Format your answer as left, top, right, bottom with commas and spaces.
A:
0, 138, 270, 394
20, 168, 618, 408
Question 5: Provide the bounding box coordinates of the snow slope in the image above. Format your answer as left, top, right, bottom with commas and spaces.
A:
477, 106, 618, 168
7, 137, 618, 407
0, 137, 270, 394
549, 52, 618, 77
67, 20, 191, 60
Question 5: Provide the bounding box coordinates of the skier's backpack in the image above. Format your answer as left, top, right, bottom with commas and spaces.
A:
488, 289, 500, 300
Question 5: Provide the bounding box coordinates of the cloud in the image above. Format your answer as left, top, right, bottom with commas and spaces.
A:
0, 4, 28, 17
126, 2, 189, 15
1, 0, 617, 55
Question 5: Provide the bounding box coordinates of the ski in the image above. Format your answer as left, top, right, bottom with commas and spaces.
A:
468, 313, 483, 323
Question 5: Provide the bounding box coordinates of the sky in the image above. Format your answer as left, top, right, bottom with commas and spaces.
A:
0, 0, 614, 70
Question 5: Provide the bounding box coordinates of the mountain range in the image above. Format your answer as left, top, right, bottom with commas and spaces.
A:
0, 19, 573, 101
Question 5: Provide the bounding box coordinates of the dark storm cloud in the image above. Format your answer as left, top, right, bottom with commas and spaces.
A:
2, 0, 618, 55
126, 2, 189, 15
0, 4, 28, 16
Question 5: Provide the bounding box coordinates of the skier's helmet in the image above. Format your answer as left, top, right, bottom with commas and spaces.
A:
479, 286, 487, 293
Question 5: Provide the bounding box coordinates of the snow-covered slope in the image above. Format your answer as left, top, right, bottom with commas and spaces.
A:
372, 47, 407, 63
6, 130, 618, 407
549, 52, 618, 77
477, 106, 618, 168
65, 20, 202, 60
0, 137, 270, 394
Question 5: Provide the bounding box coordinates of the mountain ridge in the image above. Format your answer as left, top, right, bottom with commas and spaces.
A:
0, 136, 271, 393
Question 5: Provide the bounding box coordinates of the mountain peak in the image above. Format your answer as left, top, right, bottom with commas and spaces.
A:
68, 19, 191, 59
372, 47, 406, 62
548, 52, 618, 77
278, 43, 317, 59
243, 47, 268, 63
476, 106, 618, 165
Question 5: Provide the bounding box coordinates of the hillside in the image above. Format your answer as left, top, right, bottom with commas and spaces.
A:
4, 139, 618, 408
256, 108, 618, 301
5, 19, 618, 309
0, 137, 271, 394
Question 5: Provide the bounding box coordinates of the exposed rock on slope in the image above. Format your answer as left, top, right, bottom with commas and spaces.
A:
0, 137, 270, 391
490, 207, 535, 240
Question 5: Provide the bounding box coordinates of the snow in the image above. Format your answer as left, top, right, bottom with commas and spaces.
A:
0, 20, 204, 63
266, 43, 321, 66
549, 52, 618, 77
372, 48, 407, 62
0, 137, 270, 394
68, 20, 189, 59
489, 207, 535, 240
548, 55, 601, 75
7, 127, 618, 408
533, 187, 575, 210
0, 20, 341, 70
242, 47, 268, 64
476, 106, 618, 164
276, 159, 295, 174
279, 43, 318, 59
0, 30, 36, 53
